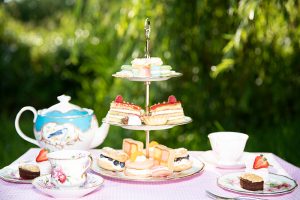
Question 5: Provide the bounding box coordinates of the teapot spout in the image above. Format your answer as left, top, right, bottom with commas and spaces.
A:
89, 122, 110, 149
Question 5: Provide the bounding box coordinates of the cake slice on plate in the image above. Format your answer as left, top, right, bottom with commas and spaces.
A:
240, 154, 270, 191
19, 164, 40, 180
143, 95, 185, 125
106, 95, 143, 124
240, 173, 264, 191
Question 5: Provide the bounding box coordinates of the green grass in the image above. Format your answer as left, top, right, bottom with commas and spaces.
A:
1, 114, 299, 168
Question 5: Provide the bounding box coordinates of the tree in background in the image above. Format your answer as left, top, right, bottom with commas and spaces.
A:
0, 0, 299, 167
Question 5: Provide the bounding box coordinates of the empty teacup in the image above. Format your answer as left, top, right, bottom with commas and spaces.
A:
208, 132, 248, 165
47, 150, 92, 188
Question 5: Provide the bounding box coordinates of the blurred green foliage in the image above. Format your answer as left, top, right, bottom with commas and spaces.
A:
0, 0, 299, 168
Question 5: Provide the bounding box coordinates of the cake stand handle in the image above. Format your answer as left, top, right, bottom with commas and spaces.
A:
145, 130, 150, 157
144, 18, 151, 58
144, 18, 151, 158
145, 81, 151, 157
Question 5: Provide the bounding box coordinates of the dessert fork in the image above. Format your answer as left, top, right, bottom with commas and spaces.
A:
206, 190, 267, 200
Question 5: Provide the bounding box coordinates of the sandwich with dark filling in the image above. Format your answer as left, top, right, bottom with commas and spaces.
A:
97, 147, 128, 171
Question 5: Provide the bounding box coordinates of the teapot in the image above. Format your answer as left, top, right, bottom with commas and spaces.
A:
15, 95, 110, 151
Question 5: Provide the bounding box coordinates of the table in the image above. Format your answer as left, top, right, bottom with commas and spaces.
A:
0, 148, 299, 200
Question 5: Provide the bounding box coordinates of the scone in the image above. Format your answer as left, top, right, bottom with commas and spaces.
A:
19, 164, 40, 180
173, 148, 193, 172
97, 147, 128, 171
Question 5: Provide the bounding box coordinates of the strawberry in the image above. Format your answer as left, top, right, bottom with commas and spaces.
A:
36, 148, 48, 162
115, 95, 123, 103
253, 154, 269, 169
168, 95, 177, 103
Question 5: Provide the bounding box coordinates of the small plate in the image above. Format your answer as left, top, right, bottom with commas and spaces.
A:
218, 172, 298, 196
201, 151, 245, 169
0, 161, 50, 184
103, 116, 192, 131
112, 72, 182, 82
32, 173, 104, 198
91, 156, 204, 182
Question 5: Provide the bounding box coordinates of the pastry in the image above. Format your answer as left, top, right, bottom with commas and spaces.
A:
106, 95, 144, 124
131, 58, 151, 77
240, 173, 264, 191
150, 65, 172, 77
245, 154, 270, 182
151, 166, 173, 177
131, 57, 163, 77
122, 138, 144, 157
173, 148, 193, 172
124, 151, 154, 177
97, 147, 128, 171
19, 164, 40, 180
115, 65, 133, 77
152, 144, 175, 170
147, 95, 185, 125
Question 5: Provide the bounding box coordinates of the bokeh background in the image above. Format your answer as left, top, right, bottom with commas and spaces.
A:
1, 0, 300, 168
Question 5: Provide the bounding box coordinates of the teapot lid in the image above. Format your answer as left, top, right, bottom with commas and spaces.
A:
40, 95, 91, 117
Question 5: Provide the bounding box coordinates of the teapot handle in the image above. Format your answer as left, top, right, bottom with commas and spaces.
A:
15, 106, 39, 146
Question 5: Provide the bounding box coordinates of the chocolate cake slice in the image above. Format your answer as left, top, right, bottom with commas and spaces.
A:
240, 173, 264, 191
19, 164, 40, 180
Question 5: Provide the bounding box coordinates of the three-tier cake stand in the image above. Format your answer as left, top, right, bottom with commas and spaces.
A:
93, 19, 203, 181
110, 18, 192, 157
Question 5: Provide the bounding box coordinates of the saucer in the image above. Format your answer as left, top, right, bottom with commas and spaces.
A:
32, 173, 104, 198
0, 161, 51, 184
201, 151, 246, 169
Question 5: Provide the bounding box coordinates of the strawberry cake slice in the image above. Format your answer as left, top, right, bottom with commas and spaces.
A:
143, 95, 185, 125
107, 95, 144, 124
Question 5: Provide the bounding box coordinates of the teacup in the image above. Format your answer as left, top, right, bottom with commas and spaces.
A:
47, 150, 92, 188
208, 132, 248, 165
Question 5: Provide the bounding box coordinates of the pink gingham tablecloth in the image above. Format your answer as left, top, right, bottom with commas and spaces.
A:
0, 148, 299, 200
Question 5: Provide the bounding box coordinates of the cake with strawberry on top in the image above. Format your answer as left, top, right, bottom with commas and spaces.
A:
142, 95, 185, 125
107, 95, 144, 124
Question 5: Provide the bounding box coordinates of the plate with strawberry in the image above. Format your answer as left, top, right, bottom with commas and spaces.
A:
217, 154, 298, 195
0, 149, 50, 184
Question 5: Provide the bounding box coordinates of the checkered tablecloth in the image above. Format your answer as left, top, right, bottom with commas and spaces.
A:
0, 148, 299, 200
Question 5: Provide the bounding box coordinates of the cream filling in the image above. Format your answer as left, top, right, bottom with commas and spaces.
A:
125, 168, 151, 175
174, 158, 190, 167
135, 155, 147, 162
99, 157, 123, 171
127, 115, 142, 125
109, 108, 141, 115
151, 110, 183, 115
167, 116, 185, 121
